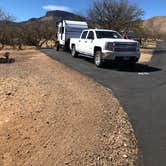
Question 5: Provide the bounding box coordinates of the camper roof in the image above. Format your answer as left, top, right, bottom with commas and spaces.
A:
64, 20, 88, 26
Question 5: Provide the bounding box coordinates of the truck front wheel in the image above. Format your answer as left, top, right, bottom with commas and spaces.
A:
94, 51, 103, 67
71, 45, 78, 58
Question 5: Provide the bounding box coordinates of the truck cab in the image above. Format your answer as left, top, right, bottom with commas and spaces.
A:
56, 20, 88, 51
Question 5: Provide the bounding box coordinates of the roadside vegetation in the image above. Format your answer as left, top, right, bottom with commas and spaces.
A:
0, 9, 56, 49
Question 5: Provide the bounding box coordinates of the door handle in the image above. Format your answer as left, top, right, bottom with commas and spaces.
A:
85, 41, 87, 43
79, 40, 81, 42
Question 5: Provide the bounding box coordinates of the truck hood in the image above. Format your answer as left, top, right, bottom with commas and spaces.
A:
99, 38, 138, 43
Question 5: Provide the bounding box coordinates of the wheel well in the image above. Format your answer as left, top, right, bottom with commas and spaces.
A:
71, 44, 75, 48
94, 47, 102, 55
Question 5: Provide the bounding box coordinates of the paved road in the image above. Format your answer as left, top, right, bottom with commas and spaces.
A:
156, 41, 166, 51
41, 48, 166, 166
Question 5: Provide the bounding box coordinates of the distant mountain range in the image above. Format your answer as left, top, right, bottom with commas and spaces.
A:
23, 10, 85, 24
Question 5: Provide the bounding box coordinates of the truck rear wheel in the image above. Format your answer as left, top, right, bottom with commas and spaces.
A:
94, 51, 103, 67
71, 45, 78, 57
56, 42, 60, 51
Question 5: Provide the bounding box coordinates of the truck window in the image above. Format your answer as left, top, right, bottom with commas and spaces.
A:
96, 31, 122, 39
87, 31, 94, 39
81, 31, 88, 39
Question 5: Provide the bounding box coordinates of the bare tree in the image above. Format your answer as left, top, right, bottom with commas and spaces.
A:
88, 0, 144, 33
0, 8, 15, 21
0, 8, 16, 48
21, 21, 56, 48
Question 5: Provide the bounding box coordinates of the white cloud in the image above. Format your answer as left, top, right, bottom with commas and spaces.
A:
42, 5, 71, 12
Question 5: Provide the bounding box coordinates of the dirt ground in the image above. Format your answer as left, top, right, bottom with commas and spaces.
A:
139, 49, 153, 63
0, 50, 138, 166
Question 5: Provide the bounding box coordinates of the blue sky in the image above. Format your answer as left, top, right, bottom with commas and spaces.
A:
0, 0, 166, 22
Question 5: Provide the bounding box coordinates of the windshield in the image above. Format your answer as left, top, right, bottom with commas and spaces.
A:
96, 31, 122, 39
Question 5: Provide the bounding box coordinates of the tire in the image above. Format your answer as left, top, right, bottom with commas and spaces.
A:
56, 42, 60, 51
94, 51, 103, 67
71, 45, 78, 57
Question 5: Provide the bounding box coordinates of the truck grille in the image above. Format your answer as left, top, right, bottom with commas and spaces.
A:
114, 42, 137, 52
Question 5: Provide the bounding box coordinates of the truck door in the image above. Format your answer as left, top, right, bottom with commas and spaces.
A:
78, 31, 88, 54
86, 31, 95, 56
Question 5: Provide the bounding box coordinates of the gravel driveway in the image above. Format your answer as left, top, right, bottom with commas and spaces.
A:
0, 50, 137, 166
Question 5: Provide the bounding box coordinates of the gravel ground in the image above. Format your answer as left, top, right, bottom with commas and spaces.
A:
139, 49, 153, 63
0, 50, 138, 166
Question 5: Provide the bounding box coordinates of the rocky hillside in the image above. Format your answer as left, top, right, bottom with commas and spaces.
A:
23, 10, 85, 24
143, 16, 166, 35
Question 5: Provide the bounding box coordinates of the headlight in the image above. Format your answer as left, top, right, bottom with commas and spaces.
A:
105, 42, 115, 51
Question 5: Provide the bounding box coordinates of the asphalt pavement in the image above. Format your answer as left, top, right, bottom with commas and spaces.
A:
41, 46, 166, 166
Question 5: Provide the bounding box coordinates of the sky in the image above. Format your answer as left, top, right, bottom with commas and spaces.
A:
0, 0, 166, 22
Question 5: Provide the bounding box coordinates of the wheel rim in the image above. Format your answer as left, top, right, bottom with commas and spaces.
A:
95, 53, 101, 66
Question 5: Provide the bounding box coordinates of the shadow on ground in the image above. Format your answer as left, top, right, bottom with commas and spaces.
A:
0, 58, 15, 64
78, 56, 161, 73
103, 63, 161, 73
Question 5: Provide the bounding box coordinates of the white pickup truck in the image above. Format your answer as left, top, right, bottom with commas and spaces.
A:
70, 29, 140, 67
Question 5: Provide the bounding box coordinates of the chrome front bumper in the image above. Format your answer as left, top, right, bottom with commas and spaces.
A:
102, 50, 141, 61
